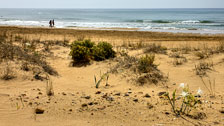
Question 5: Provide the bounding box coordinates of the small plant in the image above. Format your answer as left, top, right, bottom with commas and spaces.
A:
138, 54, 157, 73
164, 83, 202, 116
94, 71, 109, 88
173, 57, 187, 66
46, 74, 54, 96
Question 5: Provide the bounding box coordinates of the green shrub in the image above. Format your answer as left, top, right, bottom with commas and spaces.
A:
70, 40, 115, 63
93, 42, 116, 61
70, 40, 95, 63
138, 54, 156, 73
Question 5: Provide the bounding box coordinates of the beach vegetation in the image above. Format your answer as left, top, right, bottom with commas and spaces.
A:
110, 53, 167, 85
93, 42, 116, 61
1, 61, 16, 80
138, 54, 157, 73
143, 43, 167, 54
94, 71, 109, 88
194, 51, 209, 59
46, 74, 54, 96
194, 61, 213, 76
164, 83, 203, 117
0, 34, 58, 76
70, 40, 116, 64
200, 77, 216, 97
70, 40, 95, 64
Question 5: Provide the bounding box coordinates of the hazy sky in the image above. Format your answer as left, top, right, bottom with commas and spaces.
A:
0, 0, 223, 8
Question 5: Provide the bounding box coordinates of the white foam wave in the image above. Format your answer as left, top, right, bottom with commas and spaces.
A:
181, 20, 200, 24
0, 20, 48, 26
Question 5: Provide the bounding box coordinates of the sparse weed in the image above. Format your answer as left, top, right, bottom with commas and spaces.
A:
180, 45, 192, 54
110, 54, 138, 73
144, 43, 167, 54
194, 51, 209, 59
194, 61, 213, 76
0, 38, 58, 76
94, 71, 109, 88
169, 52, 184, 58
173, 57, 187, 66
169, 52, 187, 66
111, 53, 166, 85
1, 61, 16, 80
200, 77, 216, 97
216, 41, 224, 53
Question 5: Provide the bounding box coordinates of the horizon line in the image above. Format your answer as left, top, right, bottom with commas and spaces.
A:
0, 7, 224, 9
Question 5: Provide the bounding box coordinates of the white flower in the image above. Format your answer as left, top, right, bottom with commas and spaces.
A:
197, 88, 203, 95
25, 43, 31, 47
181, 91, 188, 97
179, 83, 185, 88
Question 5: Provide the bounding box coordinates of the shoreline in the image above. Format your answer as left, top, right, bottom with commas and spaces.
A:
1, 24, 224, 35
1, 25, 224, 43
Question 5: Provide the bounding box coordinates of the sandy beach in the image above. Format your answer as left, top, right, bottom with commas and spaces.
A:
0, 26, 224, 126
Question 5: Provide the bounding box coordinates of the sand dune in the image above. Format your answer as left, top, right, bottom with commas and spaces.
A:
0, 26, 224, 126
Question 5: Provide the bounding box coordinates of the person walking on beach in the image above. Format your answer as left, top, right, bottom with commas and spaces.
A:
49, 20, 52, 27
52, 19, 55, 27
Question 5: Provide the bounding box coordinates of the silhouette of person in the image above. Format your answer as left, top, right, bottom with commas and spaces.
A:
49, 20, 52, 27
52, 19, 55, 27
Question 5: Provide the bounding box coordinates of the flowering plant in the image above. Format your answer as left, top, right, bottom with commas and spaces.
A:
164, 83, 202, 116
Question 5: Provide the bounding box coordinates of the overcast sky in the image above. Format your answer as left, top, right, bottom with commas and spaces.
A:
0, 0, 223, 8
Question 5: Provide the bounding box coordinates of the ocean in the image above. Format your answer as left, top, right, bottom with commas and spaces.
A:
0, 8, 224, 33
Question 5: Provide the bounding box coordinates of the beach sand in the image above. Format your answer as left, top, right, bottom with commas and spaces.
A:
0, 26, 224, 126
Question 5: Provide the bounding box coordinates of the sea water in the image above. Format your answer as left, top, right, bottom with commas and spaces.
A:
0, 8, 224, 33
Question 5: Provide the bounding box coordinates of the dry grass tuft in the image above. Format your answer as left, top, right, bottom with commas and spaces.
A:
169, 52, 187, 66
0, 33, 58, 77
194, 51, 209, 59
1, 62, 16, 80
194, 61, 213, 76
143, 43, 167, 54
110, 54, 167, 85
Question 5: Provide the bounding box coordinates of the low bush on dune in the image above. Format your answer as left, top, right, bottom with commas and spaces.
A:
138, 54, 157, 73
93, 42, 116, 61
70, 40, 116, 64
70, 40, 95, 63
